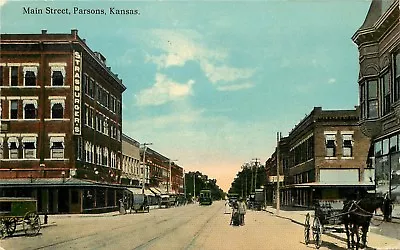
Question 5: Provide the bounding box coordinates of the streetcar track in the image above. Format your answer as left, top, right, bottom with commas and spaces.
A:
184, 205, 224, 249
132, 203, 223, 250
32, 207, 190, 250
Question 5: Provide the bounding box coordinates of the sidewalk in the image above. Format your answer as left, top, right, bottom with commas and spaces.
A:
264, 206, 400, 250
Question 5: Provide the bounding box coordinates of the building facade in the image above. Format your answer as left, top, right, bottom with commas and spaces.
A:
266, 107, 372, 208
0, 30, 126, 213
352, 0, 400, 216
121, 134, 141, 186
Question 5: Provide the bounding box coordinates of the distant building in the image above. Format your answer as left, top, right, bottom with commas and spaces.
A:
352, 0, 400, 215
0, 30, 126, 213
266, 107, 372, 208
121, 134, 141, 186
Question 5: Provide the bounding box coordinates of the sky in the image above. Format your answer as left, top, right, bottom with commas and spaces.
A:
0, 0, 372, 192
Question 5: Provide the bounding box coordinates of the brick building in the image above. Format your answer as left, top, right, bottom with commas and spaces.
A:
121, 134, 141, 186
0, 30, 126, 213
352, 0, 400, 215
266, 107, 373, 208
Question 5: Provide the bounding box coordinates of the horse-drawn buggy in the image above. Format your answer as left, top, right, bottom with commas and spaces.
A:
0, 197, 41, 239
131, 194, 149, 213
304, 195, 390, 249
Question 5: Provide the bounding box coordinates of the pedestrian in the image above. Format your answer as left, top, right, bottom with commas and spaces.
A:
238, 197, 247, 226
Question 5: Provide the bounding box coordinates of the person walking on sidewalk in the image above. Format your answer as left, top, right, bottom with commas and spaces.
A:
238, 197, 247, 226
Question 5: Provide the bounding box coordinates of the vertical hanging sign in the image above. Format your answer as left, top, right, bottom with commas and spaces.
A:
73, 51, 82, 135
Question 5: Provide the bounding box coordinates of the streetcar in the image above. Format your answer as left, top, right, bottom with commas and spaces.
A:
199, 190, 212, 205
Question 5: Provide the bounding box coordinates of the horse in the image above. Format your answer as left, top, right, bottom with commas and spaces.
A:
342, 195, 389, 249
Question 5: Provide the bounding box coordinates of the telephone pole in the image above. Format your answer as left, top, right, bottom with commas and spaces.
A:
276, 132, 280, 215
252, 158, 260, 192
141, 143, 152, 194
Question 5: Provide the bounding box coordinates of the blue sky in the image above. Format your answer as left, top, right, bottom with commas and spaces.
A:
0, 0, 371, 191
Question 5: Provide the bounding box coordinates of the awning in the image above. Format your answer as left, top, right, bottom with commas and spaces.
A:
282, 182, 375, 189
149, 187, 161, 195
126, 187, 143, 194
144, 189, 155, 196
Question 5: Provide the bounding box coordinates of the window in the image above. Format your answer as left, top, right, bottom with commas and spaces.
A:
22, 138, 36, 159
76, 137, 82, 160
104, 147, 109, 167
10, 100, 18, 119
390, 135, 398, 153
395, 52, 400, 102
8, 138, 19, 159
23, 67, 37, 86
381, 72, 391, 115
0, 66, 3, 86
51, 101, 64, 119
23, 100, 37, 119
383, 138, 389, 155
83, 74, 89, 95
51, 67, 65, 86
89, 79, 94, 98
325, 134, 336, 157
0, 138, 3, 159
10, 67, 18, 86
50, 137, 64, 159
374, 141, 382, 157
360, 80, 378, 119
342, 134, 353, 157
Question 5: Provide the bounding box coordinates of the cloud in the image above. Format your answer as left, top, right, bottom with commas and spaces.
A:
135, 73, 195, 106
328, 78, 336, 84
0, 0, 7, 7
200, 62, 255, 84
217, 82, 254, 92
144, 29, 226, 69
143, 29, 255, 88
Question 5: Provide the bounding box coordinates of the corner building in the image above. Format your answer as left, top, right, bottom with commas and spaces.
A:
0, 30, 126, 213
352, 0, 400, 216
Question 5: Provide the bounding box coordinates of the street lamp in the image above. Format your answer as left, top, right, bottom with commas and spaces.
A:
141, 143, 152, 194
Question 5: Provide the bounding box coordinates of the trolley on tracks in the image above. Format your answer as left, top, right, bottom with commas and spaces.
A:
0, 197, 41, 239
304, 199, 345, 249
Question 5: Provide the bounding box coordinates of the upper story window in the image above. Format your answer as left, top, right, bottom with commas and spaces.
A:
342, 134, 353, 157
50, 137, 64, 159
10, 67, 19, 86
0, 138, 3, 159
360, 80, 378, 119
395, 52, 400, 102
22, 137, 36, 159
51, 67, 65, 86
23, 100, 37, 119
325, 134, 336, 157
23, 67, 38, 86
10, 100, 18, 119
380, 72, 391, 115
7, 137, 19, 159
0, 66, 3, 86
51, 100, 64, 119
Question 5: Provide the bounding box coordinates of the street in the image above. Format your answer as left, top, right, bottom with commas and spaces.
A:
0, 201, 379, 250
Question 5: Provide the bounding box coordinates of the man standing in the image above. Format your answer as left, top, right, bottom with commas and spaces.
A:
238, 197, 247, 226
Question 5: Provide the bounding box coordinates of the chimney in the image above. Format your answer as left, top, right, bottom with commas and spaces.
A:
71, 29, 78, 37
41, 29, 47, 35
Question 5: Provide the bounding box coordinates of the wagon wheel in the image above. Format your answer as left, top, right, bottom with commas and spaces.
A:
23, 212, 41, 236
0, 220, 7, 239
313, 217, 323, 249
4, 218, 16, 236
304, 213, 310, 245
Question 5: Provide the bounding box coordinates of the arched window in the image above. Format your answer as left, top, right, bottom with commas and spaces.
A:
51, 103, 64, 119
24, 102, 37, 119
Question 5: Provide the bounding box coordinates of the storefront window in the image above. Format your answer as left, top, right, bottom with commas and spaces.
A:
383, 138, 389, 155
375, 141, 382, 156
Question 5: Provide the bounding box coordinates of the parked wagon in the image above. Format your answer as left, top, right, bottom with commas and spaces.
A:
304, 199, 345, 249
0, 197, 41, 239
131, 194, 149, 213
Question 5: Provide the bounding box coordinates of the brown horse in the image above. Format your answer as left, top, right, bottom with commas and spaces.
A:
342, 195, 389, 249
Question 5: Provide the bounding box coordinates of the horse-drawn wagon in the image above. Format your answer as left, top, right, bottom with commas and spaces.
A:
0, 197, 41, 239
304, 195, 389, 249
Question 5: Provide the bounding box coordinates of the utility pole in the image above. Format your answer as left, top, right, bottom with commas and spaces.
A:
253, 158, 260, 192
183, 170, 186, 199
276, 132, 280, 215
193, 173, 196, 202
141, 143, 152, 194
